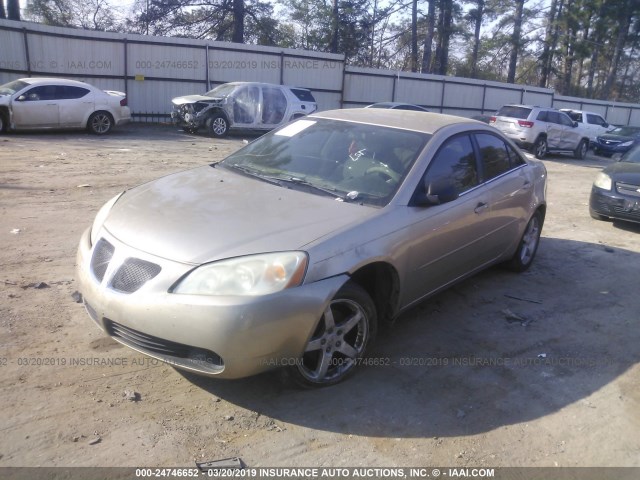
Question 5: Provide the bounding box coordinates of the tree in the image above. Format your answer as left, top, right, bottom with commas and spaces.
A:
420, 0, 436, 72
507, 0, 524, 83
7, 0, 19, 20
1, 0, 6, 19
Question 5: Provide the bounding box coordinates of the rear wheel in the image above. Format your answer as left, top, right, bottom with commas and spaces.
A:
574, 139, 588, 159
533, 137, 547, 159
88, 111, 113, 135
505, 210, 543, 272
292, 282, 377, 387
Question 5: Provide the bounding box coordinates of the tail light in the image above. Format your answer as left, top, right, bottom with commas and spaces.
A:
489, 116, 496, 123
120, 97, 128, 107
518, 120, 534, 128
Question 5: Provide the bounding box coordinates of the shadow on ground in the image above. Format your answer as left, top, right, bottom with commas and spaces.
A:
180, 236, 639, 439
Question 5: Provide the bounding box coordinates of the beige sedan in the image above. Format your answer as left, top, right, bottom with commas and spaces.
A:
76, 109, 547, 386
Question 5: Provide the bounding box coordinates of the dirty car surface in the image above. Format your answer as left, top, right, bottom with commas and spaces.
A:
171, 82, 317, 137
76, 109, 547, 387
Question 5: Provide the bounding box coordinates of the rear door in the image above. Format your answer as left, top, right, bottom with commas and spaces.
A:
260, 85, 288, 128
474, 132, 531, 256
542, 110, 566, 150
56, 85, 93, 127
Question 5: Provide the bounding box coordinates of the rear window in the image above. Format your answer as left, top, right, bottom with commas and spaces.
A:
496, 106, 532, 120
290, 88, 316, 103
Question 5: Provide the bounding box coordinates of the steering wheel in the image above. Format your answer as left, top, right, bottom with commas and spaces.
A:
365, 163, 401, 184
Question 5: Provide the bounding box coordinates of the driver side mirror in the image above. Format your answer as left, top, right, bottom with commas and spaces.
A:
16, 95, 26, 102
573, 121, 579, 128
412, 179, 459, 207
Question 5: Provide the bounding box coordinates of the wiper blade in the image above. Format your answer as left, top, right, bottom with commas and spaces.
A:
278, 176, 350, 201
227, 164, 284, 186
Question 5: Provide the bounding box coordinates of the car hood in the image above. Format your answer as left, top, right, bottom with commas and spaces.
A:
171, 95, 223, 105
0, 95, 10, 106
598, 133, 638, 142
603, 161, 640, 183
102, 166, 377, 265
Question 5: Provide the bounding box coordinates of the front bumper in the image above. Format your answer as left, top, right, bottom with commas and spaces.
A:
590, 187, 640, 224
76, 227, 348, 378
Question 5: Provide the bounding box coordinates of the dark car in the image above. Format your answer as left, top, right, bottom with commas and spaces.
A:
593, 126, 640, 157
365, 102, 429, 112
590, 144, 640, 224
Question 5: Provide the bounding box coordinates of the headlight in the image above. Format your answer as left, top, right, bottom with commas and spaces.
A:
620, 141, 633, 147
173, 252, 308, 296
90, 192, 123, 245
593, 172, 612, 190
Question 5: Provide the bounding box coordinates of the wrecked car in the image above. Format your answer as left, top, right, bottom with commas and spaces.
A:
171, 82, 317, 137
76, 109, 547, 387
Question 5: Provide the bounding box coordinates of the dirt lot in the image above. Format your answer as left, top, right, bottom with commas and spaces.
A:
1, 124, 639, 470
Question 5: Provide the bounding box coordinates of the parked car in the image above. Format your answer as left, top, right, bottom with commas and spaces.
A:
559, 109, 612, 147
171, 82, 317, 137
76, 109, 547, 386
590, 144, 640, 224
365, 102, 429, 112
593, 126, 640, 157
0, 77, 130, 134
490, 104, 590, 159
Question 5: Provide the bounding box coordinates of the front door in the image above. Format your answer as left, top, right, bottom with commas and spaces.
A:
11, 85, 59, 128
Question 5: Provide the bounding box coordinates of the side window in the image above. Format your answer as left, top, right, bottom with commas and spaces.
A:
558, 113, 574, 127
421, 135, 478, 197
536, 110, 548, 122
587, 114, 606, 126
506, 143, 526, 167
475, 133, 512, 180
55, 86, 90, 100
546, 111, 560, 124
22, 85, 56, 101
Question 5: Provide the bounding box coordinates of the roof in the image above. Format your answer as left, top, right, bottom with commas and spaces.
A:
20, 77, 92, 87
310, 108, 483, 135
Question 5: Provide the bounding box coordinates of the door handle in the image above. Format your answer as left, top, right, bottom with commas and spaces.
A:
474, 202, 489, 214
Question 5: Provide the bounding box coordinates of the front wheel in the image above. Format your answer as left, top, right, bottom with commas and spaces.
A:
207, 113, 229, 138
0, 113, 6, 133
292, 282, 377, 387
505, 210, 543, 272
574, 139, 588, 159
88, 112, 113, 135
533, 137, 547, 159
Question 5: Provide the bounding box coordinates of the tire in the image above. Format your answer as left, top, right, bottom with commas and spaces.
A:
533, 137, 547, 159
207, 113, 229, 138
505, 210, 543, 272
574, 139, 588, 160
292, 282, 377, 387
0, 112, 7, 133
87, 111, 113, 135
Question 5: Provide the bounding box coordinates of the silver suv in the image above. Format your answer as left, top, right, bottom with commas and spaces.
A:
490, 105, 590, 159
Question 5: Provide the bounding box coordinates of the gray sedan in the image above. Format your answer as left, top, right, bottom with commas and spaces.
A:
76, 109, 547, 386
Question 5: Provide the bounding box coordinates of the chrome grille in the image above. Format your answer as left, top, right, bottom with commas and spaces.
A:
616, 182, 640, 198
111, 258, 161, 293
90, 238, 114, 282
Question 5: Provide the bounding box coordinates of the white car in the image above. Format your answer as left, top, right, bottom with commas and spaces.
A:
560, 109, 612, 147
0, 77, 131, 134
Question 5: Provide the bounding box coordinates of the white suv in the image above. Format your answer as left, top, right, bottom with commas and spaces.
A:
559, 109, 612, 147
490, 105, 590, 159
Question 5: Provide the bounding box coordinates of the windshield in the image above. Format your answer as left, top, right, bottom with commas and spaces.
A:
610, 126, 640, 137
621, 145, 640, 164
219, 118, 430, 207
205, 84, 238, 98
0, 80, 28, 96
